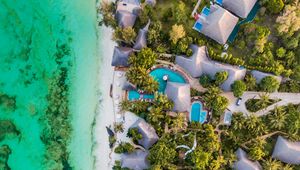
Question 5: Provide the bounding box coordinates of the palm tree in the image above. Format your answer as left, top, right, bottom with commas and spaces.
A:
232, 113, 245, 130
268, 106, 287, 130
170, 113, 186, 132
282, 164, 293, 170
255, 93, 272, 110
262, 158, 282, 170
147, 107, 164, 123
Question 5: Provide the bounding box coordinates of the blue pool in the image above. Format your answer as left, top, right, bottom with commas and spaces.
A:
149, 68, 186, 92
201, 7, 210, 16
128, 90, 154, 100
193, 21, 203, 32
190, 102, 207, 124
128, 68, 187, 100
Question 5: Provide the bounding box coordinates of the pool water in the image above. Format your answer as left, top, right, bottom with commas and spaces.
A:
128, 91, 154, 100
224, 112, 232, 124
190, 102, 207, 124
128, 68, 186, 100
228, 2, 260, 43
150, 68, 186, 92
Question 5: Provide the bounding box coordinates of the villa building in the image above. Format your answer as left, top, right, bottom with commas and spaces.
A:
193, 4, 238, 44
131, 119, 159, 149
121, 150, 149, 170
234, 148, 262, 170
251, 70, 282, 83
176, 45, 246, 91
116, 0, 141, 28
165, 82, 191, 112
272, 136, 300, 164
111, 46, 133, 67
145, 0, 156, 6
216, 0, 257, 18
133, 21, 150, 50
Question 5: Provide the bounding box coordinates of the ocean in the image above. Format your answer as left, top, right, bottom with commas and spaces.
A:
0, 0, 98, 169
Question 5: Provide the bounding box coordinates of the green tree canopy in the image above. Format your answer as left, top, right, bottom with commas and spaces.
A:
231, 80, 247, 97
259, 76, 280, 93
128, 48, 157, 69
148, 137, 176, 168
215, 71, 229, 86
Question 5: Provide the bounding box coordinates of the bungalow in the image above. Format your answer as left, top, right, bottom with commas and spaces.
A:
234, 148, 262, 170
121, 150, 150, 170
133, 21, 150, 50
145, 0, 156, 6
131, 119, 159, 149
111, 46, 133, 67
176, 45, 246, 91
193, 4, 238, 44
272, 136, 300, 164
216, 0, 257, 18
251, 70, 282, 84
165, 82, 191, 112
116, 0, 141, 28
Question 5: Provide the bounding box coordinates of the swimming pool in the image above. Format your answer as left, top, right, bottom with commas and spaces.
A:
150, 68, 186, 92
128, 67, 187, 100
190, 101, 207, 124
128, 90, 154, 100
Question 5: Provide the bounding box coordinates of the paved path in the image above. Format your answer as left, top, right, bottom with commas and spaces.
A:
223, 91, 300, 116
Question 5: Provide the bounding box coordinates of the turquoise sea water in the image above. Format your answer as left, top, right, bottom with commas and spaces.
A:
0, 0, 98, 169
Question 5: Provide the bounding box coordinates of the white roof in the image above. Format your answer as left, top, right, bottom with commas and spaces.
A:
132, 119, 159, 149
234, 148, 262, 170
251, 70, 282, 83
272, 136, 300, 164
165, 82, 191, 112
199, 5, 238, 44
176, 45, 246, 91
222, 0, 257, 18
121, 150, 149, 170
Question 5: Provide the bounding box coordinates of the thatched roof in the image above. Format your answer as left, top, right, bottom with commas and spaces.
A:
133, 21, 150, 50
132, 119, 159, 149
222, 0, 257, 18
111, 46, 133, 67
251, 70, 282, 83
116, 0, 141, 28
234, 148, 262, 170
176, 45, 246, 91
199, 5, 238, 44
272, 136, 300, 164
165, 82, 191, 112
121, 150, 149, 170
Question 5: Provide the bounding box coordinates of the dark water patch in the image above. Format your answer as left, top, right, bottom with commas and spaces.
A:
0, 145, 11, 170
0, 120, 20, 142
0, 94, 16, 112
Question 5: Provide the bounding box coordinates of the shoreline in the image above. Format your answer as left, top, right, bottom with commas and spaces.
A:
92, 25, 117, 169
67, 0, 99, 169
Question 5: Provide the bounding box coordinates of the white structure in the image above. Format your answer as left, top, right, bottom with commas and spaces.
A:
165, 82, 191, 112
234, 148, 262, 170
131, 119, 159, 149
197, 4, 239, 44
272, 136, 300, 165
121, 150, 150, 170
176, 45, 246, 91
251, 70, 282, 83
220, 0, 257, 18
116, 0, 141, 28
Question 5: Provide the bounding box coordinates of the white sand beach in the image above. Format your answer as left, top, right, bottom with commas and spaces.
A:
93, 24, 117, 169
